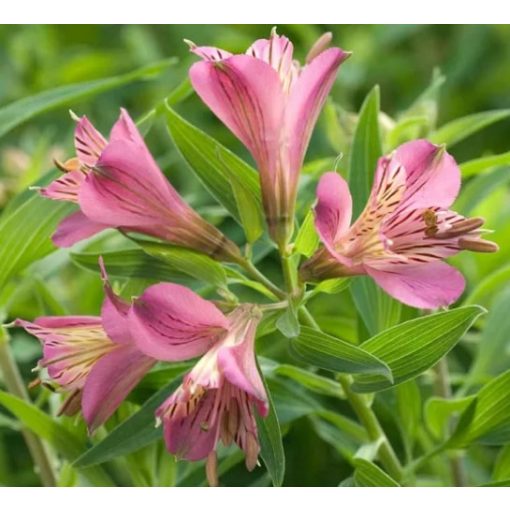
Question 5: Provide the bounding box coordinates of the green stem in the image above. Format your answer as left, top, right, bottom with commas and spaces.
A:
298, 307, 403, 482
238, 258, 286, 300
0, 327, 57, 486
280, 252, 299, 298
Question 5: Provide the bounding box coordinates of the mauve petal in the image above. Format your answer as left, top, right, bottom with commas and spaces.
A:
82, 345, 155, 432
365, 261, 465, 309
189, 54, 284, 177
395, 140, 461, 211
246, 33, 296, 85
129, 283, 228, 361
109, 108, 146, 146
16, 316, 111, 391
285, 47, 349, 176
98, 258, 132, 345
159, 390, 221, 461
52, 211, 108, 248
39, 169, 85, 203
78, 139, 184, 228
315, 172, 352, 248
189, 44, 233, 62
74, 116, 107, 167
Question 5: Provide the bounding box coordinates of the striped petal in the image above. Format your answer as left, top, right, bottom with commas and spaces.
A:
52, 211, 108, 248
74, 116, 107, 167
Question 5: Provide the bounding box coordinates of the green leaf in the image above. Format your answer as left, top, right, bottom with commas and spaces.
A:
71, 249, 195, 284
465, 263, 510, 307
0, 391, 112, 486
348, 85, 382, 218
295, 210, 319, 257
256, 375, 285, 487
425, 396, 476, 440
137, 241, 227, 289
290, 326, 392, 379
455, 165, 510, 215
0, 174, 74, 289
0, 59, 176, 139
452, 369, 510, 446
352, 306, 485, 393
351, 276, 401, 337
273, 364, 344, 399
230, 176, 264, 243
493, 445, 510, 482
430, 109, 510, 147
396, 380, 421, 453
165, 105, 263, 227
74, 373, 184, 468
310, 278, 350, 296
467, 287, 510, 382
353, 459, 400, 487
460, 150, 510, 178
276, 306, 300, 338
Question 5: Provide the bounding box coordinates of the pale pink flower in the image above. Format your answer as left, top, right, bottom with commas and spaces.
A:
300, 140, 498, 309
188, 29, 350, 247
41, 109, 241, 262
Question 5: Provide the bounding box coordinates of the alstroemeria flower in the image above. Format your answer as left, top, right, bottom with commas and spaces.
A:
300, 140, 498, 309
134, 303, 267, 472
15, 269, 156, 432
188, 28, 350, 247
40, 109, 241, 263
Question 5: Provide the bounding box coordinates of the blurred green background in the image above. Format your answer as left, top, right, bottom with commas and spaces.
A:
1, 25, 509, 486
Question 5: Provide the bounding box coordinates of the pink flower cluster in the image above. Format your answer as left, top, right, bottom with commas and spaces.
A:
18, 29, 497, 480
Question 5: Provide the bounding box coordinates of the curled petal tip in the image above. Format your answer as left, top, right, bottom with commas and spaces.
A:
183, 38, 197, 50
270, 26, 278, 37
68, 109, 81, 122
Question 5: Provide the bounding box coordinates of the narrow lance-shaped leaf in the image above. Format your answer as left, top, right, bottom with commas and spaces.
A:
352, 306, 485, 393
137, 240, 227, 289
353, 458, 400, 487
430, 109, 510, 147
0, 59, 177, 139
165, 105, 263, 228
74, 373, 185, 468
290, 326, 392, 380
0, 391, 113, 486
256, 372, 285, 487
0, 172, 74, 290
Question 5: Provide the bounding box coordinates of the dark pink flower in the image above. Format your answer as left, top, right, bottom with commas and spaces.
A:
41, 109, 241, 262
137, 304, 267, 470
188, 29, 350, 247
301, 140, 498, 309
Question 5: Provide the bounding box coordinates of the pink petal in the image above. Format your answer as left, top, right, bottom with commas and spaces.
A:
365, 261, 465, 309
395, 140, 461, 211
74, 116, 107, 167
189, 54, 285, 177
285, 48, 349, 175
315, 172, 353, 250
39, 169, 85, 203
246, 33, 296, 85
52, 211, 108, 248
78, 139, 184, 228
189, 44, 233, 62
98, 257, 132, 345
159, 390, 221, 461
82, 345, 155, 432
129, 283, 228, 361
16, 316, 112, 391
109, 108, 146, 146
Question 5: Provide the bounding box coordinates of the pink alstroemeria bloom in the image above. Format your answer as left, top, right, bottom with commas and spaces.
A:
40, 109, 241, 262
134, 303, 267, 473
188, 29, 351, 247
15, 269, 156, 432
300, 140, 498, 309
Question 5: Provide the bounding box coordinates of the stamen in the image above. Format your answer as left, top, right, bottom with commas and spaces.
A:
306, 32, 333, 63
206, 452, 219, 487
459, 238, 499, 253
